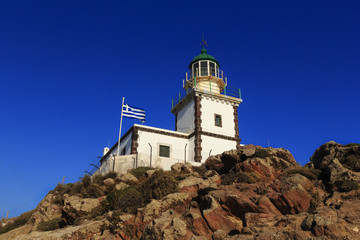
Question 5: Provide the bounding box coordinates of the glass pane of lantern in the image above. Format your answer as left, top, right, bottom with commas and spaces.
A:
201, 61, 208, 76
209, 62, 215, 76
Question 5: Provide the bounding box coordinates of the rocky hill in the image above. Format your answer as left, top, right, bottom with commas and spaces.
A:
0, 141, 359, 240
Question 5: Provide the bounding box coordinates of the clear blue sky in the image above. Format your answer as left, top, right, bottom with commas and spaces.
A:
0, 1, 359, 218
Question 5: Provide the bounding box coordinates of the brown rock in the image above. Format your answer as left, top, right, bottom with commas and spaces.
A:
119, 173, 139, 184
103, 178, 115, 186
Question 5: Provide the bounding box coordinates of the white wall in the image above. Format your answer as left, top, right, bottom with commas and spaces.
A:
201, 97, 235, 137
200, 135, 237, 163
176, 100, 195, 134
137, 129, 191, 164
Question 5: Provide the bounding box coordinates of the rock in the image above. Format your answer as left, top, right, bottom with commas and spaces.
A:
179, 171, 221, 193
103, 178, 115, 186
201, 196, 242, 233
269, 185, 312, 214
241, 227, 253, 234
171, 162, 193, 174
28, 193, 62, 228
212, 229, 227, 240
145, 169, 156, 177
142, 193, 192, 222
191, 236, 208, 240
114, 182, 128, 191
163, 217, 187, 239
63, 194, 100, 215
309, 141, 360, 191
119, 173, 139, 184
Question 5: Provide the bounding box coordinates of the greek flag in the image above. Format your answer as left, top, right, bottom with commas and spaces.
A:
122, 103, 146, 122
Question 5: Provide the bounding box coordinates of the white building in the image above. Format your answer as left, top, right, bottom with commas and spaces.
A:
94, 47, 242, 175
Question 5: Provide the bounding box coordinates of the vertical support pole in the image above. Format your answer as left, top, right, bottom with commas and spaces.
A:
148, 143, 152, 168
209, 80, 211, 92
239, 89, 241, 99
61, 176, 65, 185
6, 211, 9, 219
224, 86, 227, 95
117, 97, 125, 156
184, 144, 187, 163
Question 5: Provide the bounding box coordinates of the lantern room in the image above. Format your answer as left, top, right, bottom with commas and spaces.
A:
185, 48, 226, 93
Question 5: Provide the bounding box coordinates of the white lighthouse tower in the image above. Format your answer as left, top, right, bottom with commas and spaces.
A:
171, 44, 243, 162
93, 44, 243, 175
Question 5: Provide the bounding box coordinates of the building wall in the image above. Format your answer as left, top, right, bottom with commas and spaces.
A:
200, 97, 236, 137
136, 129, 191, 164
176, 99, 195, 134
200, 135, 237, 163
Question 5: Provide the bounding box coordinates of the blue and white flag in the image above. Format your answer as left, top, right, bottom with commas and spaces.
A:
122, 103, 146, 122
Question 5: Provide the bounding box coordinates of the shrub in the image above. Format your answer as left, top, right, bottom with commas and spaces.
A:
221, 171, 260, 185
344, 154, 360, 172
85, 184, 104, 198
36, 218, 66, 231
142, 170, 178, 201
308, 193, 321, 213
345, 143, 360, 147
103, 186, 144, 213
131, 167, 154, 179
335, 180, 360, 192
285, 167, 320, 180
253, 148, 271, 158
0, 210, 34, 234
82, 175, 91, 188
192, 165, 207, 176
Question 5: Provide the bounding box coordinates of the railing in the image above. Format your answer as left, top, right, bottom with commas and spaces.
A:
171, 84, 242, 108
185, 68, 224, 82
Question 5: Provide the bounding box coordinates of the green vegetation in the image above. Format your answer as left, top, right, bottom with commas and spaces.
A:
103, 186, 144, 214
253, 148, 271, 158
345, 143, 360, 147
192, 165, 207, 176
0, 210, 34, 235
221, 171, 260, 185
343, 154, 360, 172
285, 167, 320, 180
142, 170, 179, 200
308, 193, 321, 213
36, 218, 66, 231
131, 167, 153, 180
335, 180, 360, 192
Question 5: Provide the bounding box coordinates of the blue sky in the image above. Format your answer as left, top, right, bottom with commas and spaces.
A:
0, 1, 359, 218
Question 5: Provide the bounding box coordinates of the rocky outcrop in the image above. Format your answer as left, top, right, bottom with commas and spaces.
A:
2, 142, 359, 240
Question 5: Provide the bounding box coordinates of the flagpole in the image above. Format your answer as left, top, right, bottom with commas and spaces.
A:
117, 97, 125, 156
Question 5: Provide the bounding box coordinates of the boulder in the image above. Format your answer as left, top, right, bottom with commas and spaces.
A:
120, 173, 139, 184
171, 162, 193, 174
63, 194, 100, 215
114, 182, 129, 191
103, 178, 115, 187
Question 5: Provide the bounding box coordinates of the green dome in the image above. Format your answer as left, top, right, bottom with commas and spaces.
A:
188, 48, 220, 69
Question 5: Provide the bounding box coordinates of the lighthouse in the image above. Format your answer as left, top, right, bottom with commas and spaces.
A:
171, 45, 242, 163
93, 45, 243, 175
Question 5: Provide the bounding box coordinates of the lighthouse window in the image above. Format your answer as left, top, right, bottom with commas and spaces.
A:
209, 62, 215, 76
193, 62, 199, 77
214, 114, 222, 127
201, 61, 208, 76
159, 145, 170, 158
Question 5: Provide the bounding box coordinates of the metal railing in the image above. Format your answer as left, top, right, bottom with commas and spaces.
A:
186, 68, 224, 81
171, 84, 242, 108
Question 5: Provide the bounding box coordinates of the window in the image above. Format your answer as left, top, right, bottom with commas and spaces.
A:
159, 145, 170, 158
193, 62, 199, 78
121, 148, 126, 155
214, 114, 222, 127
209, 62, 215, 76
200, 61, 208, 76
